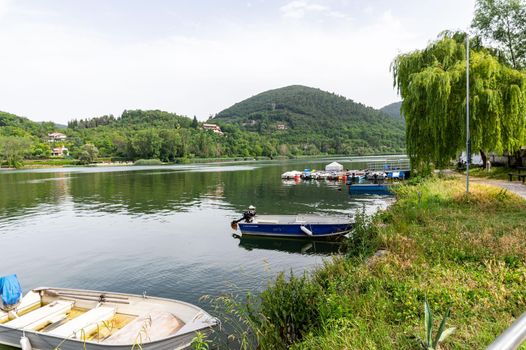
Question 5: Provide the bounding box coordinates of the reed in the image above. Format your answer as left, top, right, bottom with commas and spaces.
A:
191, 332, 210, 350
213, 272, 323, 350
344, 205, 379, 258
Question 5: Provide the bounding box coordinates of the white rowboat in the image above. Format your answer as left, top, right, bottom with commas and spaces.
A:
0, 287, 218, 350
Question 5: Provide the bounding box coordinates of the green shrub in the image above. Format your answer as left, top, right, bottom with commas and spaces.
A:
133, 159, 163, 166
216, 272, 323, 350
259, 272, 322, 347
344, 206, 379, 258
175, 157, 191, 164
23, 159, 80, 166
191, 332, 210, 350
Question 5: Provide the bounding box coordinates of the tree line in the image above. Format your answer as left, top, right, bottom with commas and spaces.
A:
1, 103, 406, 167
392, 0, 526, 172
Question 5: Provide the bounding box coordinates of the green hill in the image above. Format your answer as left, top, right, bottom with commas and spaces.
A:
68, 110, 192, 130
0, 111, 55, 137
213, 85, 405, 154
1, 87, 406, 168
380, 101, 403, 119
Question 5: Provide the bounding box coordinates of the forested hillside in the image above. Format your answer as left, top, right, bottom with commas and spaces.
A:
1, 86, 406, 167
380, 101, 403, 119
65, 110, 272, 160
214, 85, 405, 155
0, 111, 55, 137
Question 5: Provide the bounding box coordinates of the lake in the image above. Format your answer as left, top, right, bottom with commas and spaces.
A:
0, 157, 399, 349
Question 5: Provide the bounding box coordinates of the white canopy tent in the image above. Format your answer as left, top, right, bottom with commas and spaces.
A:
325, 162, 343, 172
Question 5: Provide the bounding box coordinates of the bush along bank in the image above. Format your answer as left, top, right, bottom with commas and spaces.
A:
218, 176, 526, 349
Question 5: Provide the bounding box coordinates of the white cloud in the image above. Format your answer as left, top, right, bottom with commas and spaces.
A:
363, 5, 374, 15
0, 1, 476, 123
0, 0, 11, 18
0, 13, 407, 122
279, 1, 348, 20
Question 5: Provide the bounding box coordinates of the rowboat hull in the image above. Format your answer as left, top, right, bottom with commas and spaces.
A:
238, 215, 353, 239
0, 328, 199, 350
0, 287, 218, 350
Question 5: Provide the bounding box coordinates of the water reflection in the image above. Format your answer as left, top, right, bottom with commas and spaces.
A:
0, 161, 397, 291
237, 235, 345, 256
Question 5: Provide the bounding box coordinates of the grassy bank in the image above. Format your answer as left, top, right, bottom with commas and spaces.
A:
21, 159, 80, 168
6, 153, 407, 169
223, 177, 526, 349
462, 166, 513, 180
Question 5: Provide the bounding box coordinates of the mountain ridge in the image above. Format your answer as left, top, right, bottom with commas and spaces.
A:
213, 85, 405, 154
380, 101, 403, 119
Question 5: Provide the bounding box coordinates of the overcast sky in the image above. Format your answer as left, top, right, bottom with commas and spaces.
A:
0, 0, 475, 124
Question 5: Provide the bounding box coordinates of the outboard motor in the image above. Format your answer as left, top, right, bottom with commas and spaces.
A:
242, 205, 257, 223
231, 205, 257, 230
0, 274, 22, 312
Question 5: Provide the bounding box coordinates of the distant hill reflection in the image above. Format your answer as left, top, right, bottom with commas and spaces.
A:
0, 161, 392, 220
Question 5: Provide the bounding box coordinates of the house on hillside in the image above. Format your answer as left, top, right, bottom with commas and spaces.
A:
276, 123, 287, 130
242, 120, 257, 127
202, 123, 224, 135
51, 146, 69, 157
48, 132, 67, 142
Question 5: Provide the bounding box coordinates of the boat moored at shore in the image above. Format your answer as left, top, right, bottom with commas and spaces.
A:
0, 285, 218, 350
348, 183, 393, 195
232, 207, 353, 239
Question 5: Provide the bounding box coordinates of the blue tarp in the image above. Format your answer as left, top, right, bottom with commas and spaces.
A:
0, 274, 22, 307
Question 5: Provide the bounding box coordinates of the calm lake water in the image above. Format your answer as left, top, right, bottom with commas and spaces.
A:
0, 157, 398, 349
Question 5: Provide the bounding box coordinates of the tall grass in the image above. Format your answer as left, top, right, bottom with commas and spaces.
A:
344, 205, 379, 259
215, 272, 323, 350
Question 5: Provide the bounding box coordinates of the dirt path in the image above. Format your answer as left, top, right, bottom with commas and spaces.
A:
440, 170, 526, 200
469, 177, 526, 200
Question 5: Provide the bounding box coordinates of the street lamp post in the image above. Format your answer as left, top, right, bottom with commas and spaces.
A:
466, 35, 470, 193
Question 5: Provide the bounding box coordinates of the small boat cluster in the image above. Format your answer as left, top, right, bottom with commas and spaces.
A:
280, 162, 410, 196
281, 168, 405, 183
281, 169, 348, 181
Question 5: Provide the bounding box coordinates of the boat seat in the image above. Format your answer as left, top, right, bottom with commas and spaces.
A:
256, 220, 279, 224
4, 300, 73, 331
48, 306, 115, 340
0, 291, 41, 324
103, 311, 183, 345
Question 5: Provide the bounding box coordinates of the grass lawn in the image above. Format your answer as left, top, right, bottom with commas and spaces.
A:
22, 159, 80, 168
462, 166, 517, 181
225, 176, 526, 349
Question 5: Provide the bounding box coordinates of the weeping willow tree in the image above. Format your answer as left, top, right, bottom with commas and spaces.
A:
392, 32, 526, 172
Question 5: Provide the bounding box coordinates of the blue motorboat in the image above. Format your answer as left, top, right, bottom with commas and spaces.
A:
386, 171, 405, 180
231, 207, 353, 239
349, 183, 393, 195
238, 215, 352, 238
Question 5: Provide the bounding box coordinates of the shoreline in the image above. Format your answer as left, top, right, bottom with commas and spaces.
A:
227, 176, 526, 349
1, 154, 409, 171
